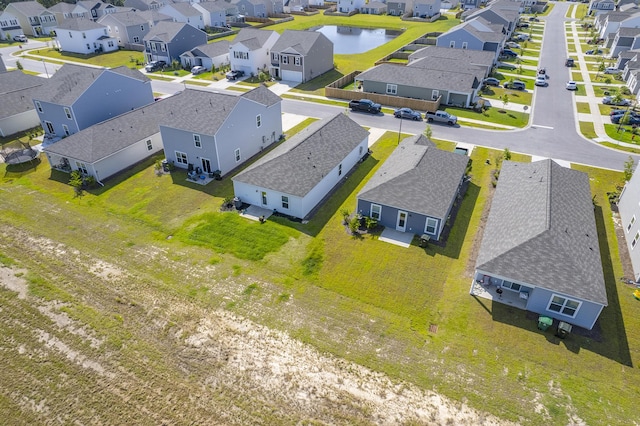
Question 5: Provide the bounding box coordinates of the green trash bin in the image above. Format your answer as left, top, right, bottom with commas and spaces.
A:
538, 316, 553, 331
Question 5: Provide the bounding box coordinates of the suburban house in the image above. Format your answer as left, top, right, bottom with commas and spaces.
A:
464, 4, 518, 35
180, 40, 230, 70
42, 96, 180, 183
610, 27, 640, 58
588, 0, 616, 16
123, 0, 165, 11
233, 113, 369, 220
192, 2, 226, 28
32, 64, 154, 143
4, 1, 58, 36
284, 0, 309, 13
55, 18, 118, 55
413, 0, 441, 18
269, 30, 333, 83
360, 1, 387, 15
0, 11, 22, 41
474, 160, 607, 330
48, 2, 90, 23
387, 0, 411, 16
436, 17, 505, 59
408, 45, 496, 75
461, 0, 482, 9
142, 21, 207, 64
596, 9, 640, 41
617, 165, 640, 282
0, 70, 43, 137
231, 0, 268, 17
76, 1, 122, 21
160, 85, 282, 177
337, 0, 366, 14
159, 3, 205, 30
229, 28, 279, 76
98, 11, 161, 47
356, 134, 468, 241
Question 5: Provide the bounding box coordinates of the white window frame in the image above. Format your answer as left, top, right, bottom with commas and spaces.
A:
140, 25, 145, 31
146, 139, 153, 151
449, 41, 455, 48
133, 36, 139, 43
370, 204, 381, 220
234, 148, 241, 162
462, 42, 468, 49
386, 84, 397, 95
338, 163, 343, 176
633, 231, 640, 249
62, 124, 70, 136
75, 161, 88, 175
160, 43, 166, 52
294, 56, 301, 66
628, 215, 636, 233
35, 101, 43, 112
44, 121, 54, 134
547, 294, 582, 318
432, 90, 440, 101
256, 115, 261, 128
425, 217, 438, 235
281, 195, 289, 209
64, 107, 72, 120
175, 151, 188, 165
193, 134, 201, 148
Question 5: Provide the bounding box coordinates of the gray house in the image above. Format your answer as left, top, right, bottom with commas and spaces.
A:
192, 1, 227, 28
160, 85, 282, 177
357, 134, 468, 241
360, 1, 387, 15
436, 17, 505, 59
98, 11, 170, 47
48, 2, 90, 23
413, 0, 441, 18
123, 0, 165, 11
461, 0, 482, 9
387, 0, 412, 16
408, 45, 496, 76
617, 164, 640, 282
231, 0, 268, 17
474, 160, 607, 330
0, 70, 43, 137
76, 1, 122, 21
33, 64, 154, 143
464, 5, 518, 35
0, 11, 22, 41
4, 1, 58, 36
610, 27, 640, 58
159, 2, 205, 30
180, 40, 230, 71
589, 0, 616, 16
143, 21, 207, 64
233, 113, 369, 220
269, 30, 333, 83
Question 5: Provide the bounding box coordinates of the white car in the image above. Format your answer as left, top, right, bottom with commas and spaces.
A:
190, 65, 206, 75
566, 81, 577, 90
604, 67, 622, 74
505, 42, 521, 49
535, 76, 548, 87
13, 34, 27, 43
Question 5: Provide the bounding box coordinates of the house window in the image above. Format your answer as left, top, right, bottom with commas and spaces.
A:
82, 32, 86, 38
449, 41, 455, 48
281, 196, 289, 209
76, 162, 88, 175
633, 231, 640, 249
628, 215, 636, 233
35, 101, 43, 112
64, 107, 72, 119
501, 280, 521, 292
359, 145, 364, 155
45, 121, 54, 134
108, 41, 114, 47
425, 217, 437, 234
62, 124, 70, 136
272, 52, 278, 61
370, 204, 381, 220
281, 55, 289, 64
86, 43, 90, 50
140, 25, 145, 31
386, 84, 397, 95
115, 26, 119, 33
256, 115, 261, 128
160, 44, 166, 52
146, 139, 153, 151
234, 148, 241, 162
547, 294, 581, 318
194, 134, 201, 148
152, 43, 157, 51
432, 90, 440, 101
294, 56, 301, 66
462, 42, 468, 49
261, 191, 267, 205
338, 163, 342, 176
133, 36, 139, 43
175, 151, 188, 165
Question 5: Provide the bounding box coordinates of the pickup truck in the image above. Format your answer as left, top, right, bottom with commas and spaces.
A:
349, 99, 381, 114
425, 110, 457, 125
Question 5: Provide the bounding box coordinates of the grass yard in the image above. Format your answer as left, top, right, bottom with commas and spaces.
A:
576, 102, 591, 114
25, 47, 144, 68
600, 141, 640, 154
579, 121, 598, 139
185, 80, 211, 86
604, 123, 640, 144
479, 85, 534, 104
447, 106, 529, 128
571, 71, 583, 82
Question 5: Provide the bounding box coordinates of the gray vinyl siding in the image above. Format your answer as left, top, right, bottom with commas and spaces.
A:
524, 287, 605, 330
361, 80, 447, 102
356, 199, 444, 240
167, 27, 207, 63
123, 24, 148, 45
37, 101, 80, 136
483, 41, 500, 53
160, 126, 219, 172
278, 37, 332, 82
0, 110, 40, 137
93, 132, 163, 181
436, 30, 484, 50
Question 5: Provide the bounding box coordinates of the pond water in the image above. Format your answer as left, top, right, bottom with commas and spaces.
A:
314, 26, 399, 54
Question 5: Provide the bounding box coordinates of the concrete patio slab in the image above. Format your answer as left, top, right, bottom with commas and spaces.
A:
378, 228, 414, 248
239, 205, 273, 222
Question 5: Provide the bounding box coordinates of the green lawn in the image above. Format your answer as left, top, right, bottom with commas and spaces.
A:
24, 47, 144, 68
571, 71, 583, 82
479, 85, 534, 104
604, 123, 640, 144
447, 106, 529, 128
579, 121, 597, 139
576, 102, 591, 114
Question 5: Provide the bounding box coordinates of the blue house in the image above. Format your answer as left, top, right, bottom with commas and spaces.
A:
436, 17, 506, 61
357, 134, 468, 241
473, 160, 607, 330
32, 64, 154, 144
143, 21, 207, 64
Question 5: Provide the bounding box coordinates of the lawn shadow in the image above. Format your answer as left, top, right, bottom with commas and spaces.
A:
2, 157, 42, 179
489, 205, 633, 367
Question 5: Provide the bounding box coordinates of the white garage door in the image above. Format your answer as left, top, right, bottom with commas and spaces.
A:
281, 69, 302, 83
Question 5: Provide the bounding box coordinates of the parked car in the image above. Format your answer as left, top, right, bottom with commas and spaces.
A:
585, 49, 602, 55
393, 107, 422, 120
144, 60, 166, 72
505, 42, 521, 49
611, 115, 640, 125
529, 16, 540, 22
602, 96, 631, 106
504, 80, 526, 91
226, 70, 245, 80
566, 81, 577, 90
517, 22, 529, 28
610, 110, 640, 118
604, 67, 622, 74
425, 110, 457, 125
501, 49, 518, 58
535, 76, 548, 87
513, 33, 530, 41
565, 58, 575, 67
349, 99, 382, 114
191, 65, 206, 75
483, 77, 501, 86
13, 34, 27, 42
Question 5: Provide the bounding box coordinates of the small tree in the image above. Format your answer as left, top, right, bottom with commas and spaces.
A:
349, 216, 360, 234
16, 60, 23, 70
423, 124, 433, 140
69, 171, 84, 197
624, 156, 635, 182
596, 61, 605, 80
340, 208, 351, 225
503, 148, 512, 161
501, 93, 510, 111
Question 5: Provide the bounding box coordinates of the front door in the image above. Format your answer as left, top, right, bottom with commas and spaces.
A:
396, 211, 407, 232
201, 158, 212, 174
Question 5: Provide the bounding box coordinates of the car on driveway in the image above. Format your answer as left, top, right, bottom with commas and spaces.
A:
535, 76, 548, 87
517, 22, 529, 28
604, 67, 622, 74
226, 70, 245, 80
483, 77, 500, 86
501, 49, 518, 57
566, 81, 577, 90
190, 65, 206, 75
504, 80, 526, 91
585, 49, 603, 55
393, 107, 422, 120
13, 34, 27, 42
144, 60, 166, 72
603, 96, 631, 106
513, 33, 530, 41
611, 114, 640, 125
529, 16, 540, 22
505, 42, 521, 49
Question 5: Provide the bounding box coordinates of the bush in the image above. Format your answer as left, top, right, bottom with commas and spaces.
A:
364, 216, 377, 230
69, 171, 84, 197
340, 208, 351, 225
349, 216, 360, 234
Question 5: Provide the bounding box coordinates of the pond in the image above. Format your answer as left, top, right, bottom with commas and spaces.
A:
313, 26, 400, 55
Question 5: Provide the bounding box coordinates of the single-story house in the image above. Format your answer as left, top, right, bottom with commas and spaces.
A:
0, 70, 44, 137
474, 159, 608, 330
408, 45, 496, 76
617, 164, 640, 282
356, 134, 468, 240
180, 40, 230, 71
233, 113, 369, 220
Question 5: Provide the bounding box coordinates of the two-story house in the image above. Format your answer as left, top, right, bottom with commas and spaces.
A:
337, 0, 366, 14
229, 27, 279, 76
0, 70, 44, 137
0, 11, 22, 41
618, 164, 640, 282
464, 3, 518, 35
413, 0, 441, 18
124, 0, 166, 11
589, 0, 616, 16
610, 27, 640, 58
159, 2, 205, 30
48, 2, 90, 24
98, 11, 166, 47
55, 18, 118, 55
76, 1, 122, 21
436, 17, 506, 61
4, 1, 58, 36
160, 85, 283, 177
231, 0, 268, 17
33, 64, 154, 143
143, 21, 207, 64
269, 30, 333, 83
192, 1, 226, 28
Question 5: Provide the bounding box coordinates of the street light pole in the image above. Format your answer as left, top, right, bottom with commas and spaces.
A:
42, 59, 49, 78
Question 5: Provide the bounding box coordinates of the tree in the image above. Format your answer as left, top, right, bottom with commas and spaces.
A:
503, 148, 512, 161
624, 156, 635, 182
501, 93, 510, 112
596, 61, 605, 80
423, 124, 433, 140
16, 60, 23, 70
69, 171, 84, 197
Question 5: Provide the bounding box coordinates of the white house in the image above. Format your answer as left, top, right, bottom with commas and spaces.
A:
0, 11, 22, 41
0, 70, 43, 137
233, 113, 370, 220
229, 27, 279, 76
55, 18, 118, 54
180, 40, 230, 71
159, 2, 205, 29
192, 1, 226, 28
337, 0, 366, 13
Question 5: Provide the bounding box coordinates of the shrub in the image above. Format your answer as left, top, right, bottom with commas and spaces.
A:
340, 208, 351, 225
364, 216, 377, 230
349, 216, 360, 234
16, 60, 23, 70
69, 171, 84, 197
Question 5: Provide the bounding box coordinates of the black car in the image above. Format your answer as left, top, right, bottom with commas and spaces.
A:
529, 16, 540, 22
393, 108, 422, 120
501, 49, 518, 57
483, 77, 500, 86
585, 49, 603, 55
144, 61, 166, 72
226, 70, 245, 80
612, 115, 640, 125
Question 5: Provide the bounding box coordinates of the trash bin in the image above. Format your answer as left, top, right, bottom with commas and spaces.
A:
161, 159, 169, 172
556, 321, 572, 339
538, 316, 553, 331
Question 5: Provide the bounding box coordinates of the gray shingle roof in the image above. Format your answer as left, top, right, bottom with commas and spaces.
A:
357, 134, 468, 220
233, 113, 369, 197
159, 85, 280, 135
617, 27, 640, 37
409, 56, 487, 75
136, 10, 173, 23
144, 20, 189, 42
99, 11, 148, 26
476, 160, 607, 305
56, 17, 106, 31
48, 3, 81, 13
356, 63, 480, 93
166, 2, 200, 16
43, 95, 182, 163
232, 28, 277, 51
409, 45, 495, 68
271, 30, 327, 55
0, 71, 44, 120
7, 1, 47, 16
194, 1, 226, 12
188, 40, 230, 58
35, 64, 149, 105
